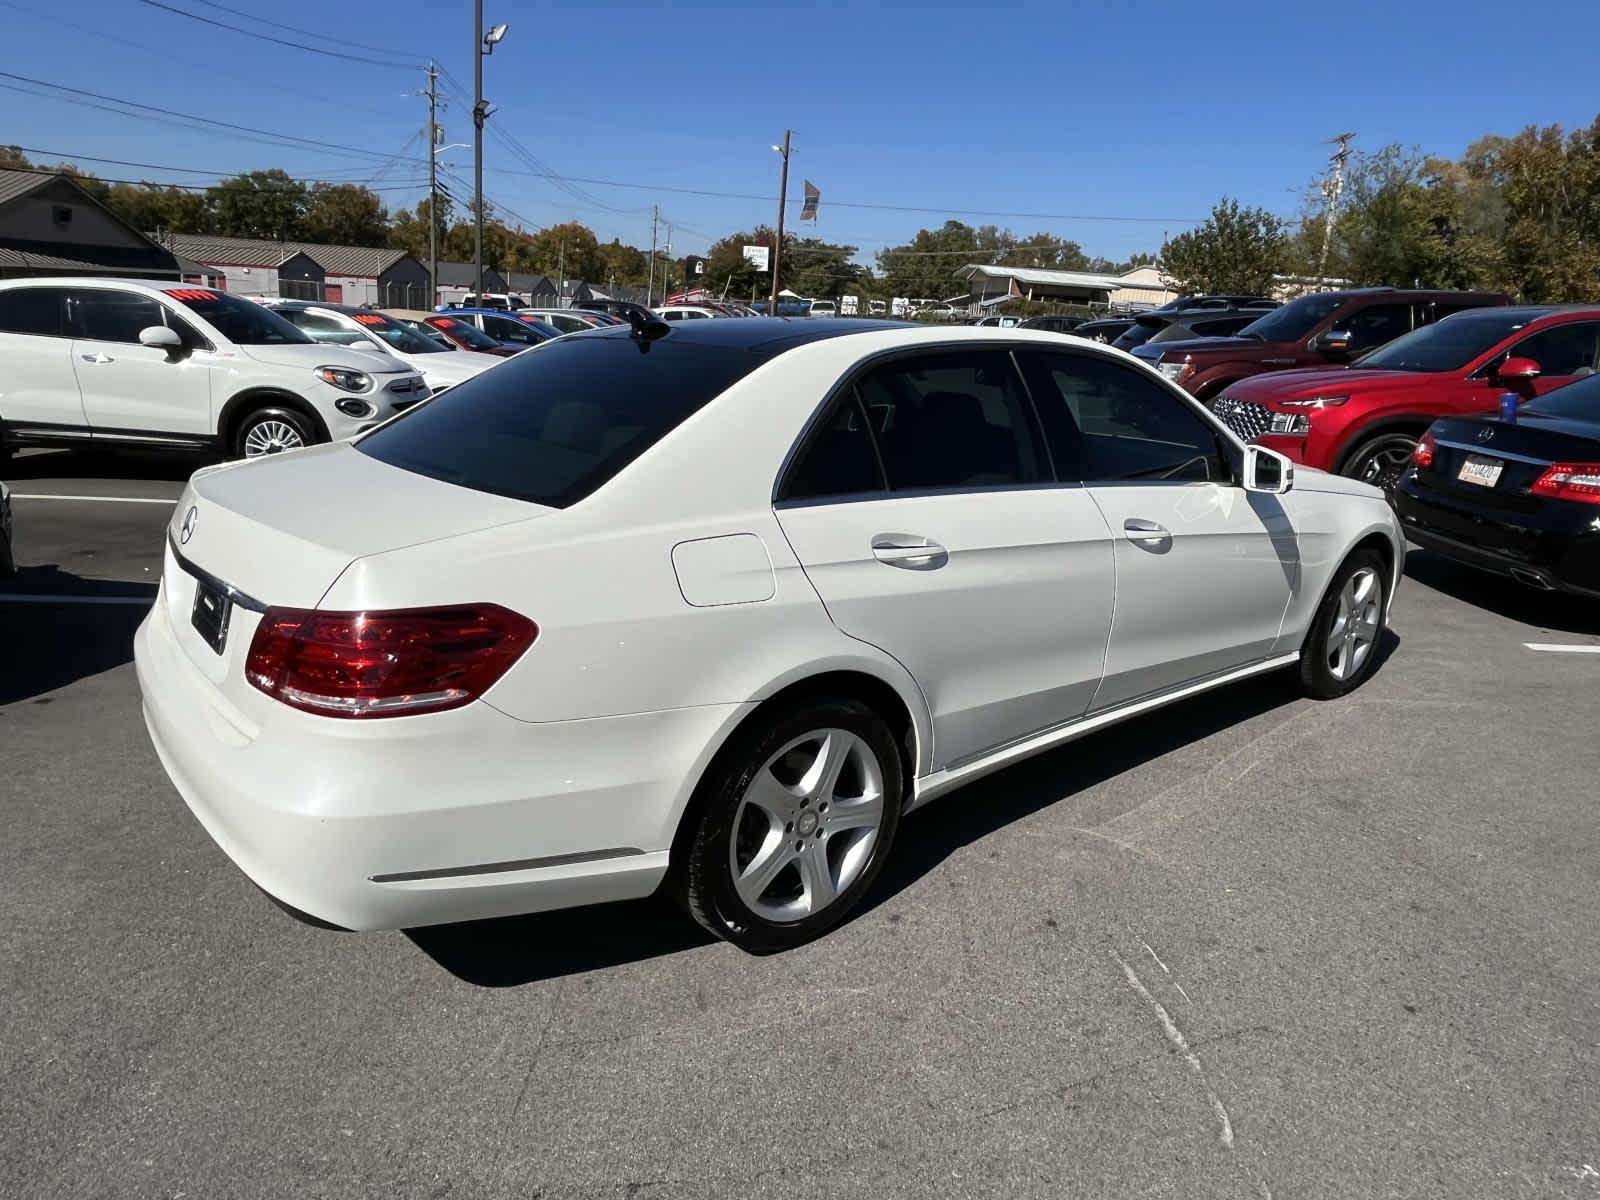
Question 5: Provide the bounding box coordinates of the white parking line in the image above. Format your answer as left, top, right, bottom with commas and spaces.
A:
9, 494, 176, 504
1524, 643, 1600, 654
0, 594, 154, 606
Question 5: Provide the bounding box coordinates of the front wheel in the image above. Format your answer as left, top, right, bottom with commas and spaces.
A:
1298, 549, 1389, 699
233, 407, 317, 460
1343, 432, 1418, 495
678, 698, 903, 953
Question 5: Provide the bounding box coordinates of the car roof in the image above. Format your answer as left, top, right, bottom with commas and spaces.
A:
0, 276, 209, 294
583, 317, 905, 353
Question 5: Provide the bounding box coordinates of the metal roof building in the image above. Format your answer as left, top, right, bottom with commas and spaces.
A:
164, 233, 431, 308
0, 168, 181, 280
956, 263, 1174, 310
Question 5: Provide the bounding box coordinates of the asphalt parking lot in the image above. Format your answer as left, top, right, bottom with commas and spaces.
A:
4, 447, 1599, 1200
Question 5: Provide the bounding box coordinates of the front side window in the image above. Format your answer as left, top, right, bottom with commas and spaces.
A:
482, 314, 542, 344
854, 351, 1048, 491
0, 287, 67, 336
1019, 351, 1228, 483
1506, 321, 1600, 377
1342, 303, 1413, 353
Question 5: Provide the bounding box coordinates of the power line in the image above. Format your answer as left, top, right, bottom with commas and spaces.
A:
179, 0, 430, 59
0, 72, 403, 162
4, 147, 429, 186
0, 164, 426, 194
135, 0, 417, 69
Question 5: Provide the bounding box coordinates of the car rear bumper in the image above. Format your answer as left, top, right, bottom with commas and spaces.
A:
135, 593, 747, 931
1395, 479, 1600, 596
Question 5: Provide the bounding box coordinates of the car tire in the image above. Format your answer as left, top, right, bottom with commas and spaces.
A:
232, 407, 318, 461
1298, 548, 1389, 699
678, 697, 904, 953
1342, 432, 1418, 495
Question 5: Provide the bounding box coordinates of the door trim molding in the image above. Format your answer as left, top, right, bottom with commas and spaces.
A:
910, 652, 1299, 809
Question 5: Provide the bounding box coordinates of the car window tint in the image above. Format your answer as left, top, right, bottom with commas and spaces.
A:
1509, 321, 1600, 377
1526, 372, 1600, 419
1019, 351, 1228, 484
854, 351, 1047, 490
358, 335, 770, 508
0, 287, 67, 336
482, 314, 538, 343
1342, 303, 1413, 352
780, 395, 885, 501
68, 290, 167, 343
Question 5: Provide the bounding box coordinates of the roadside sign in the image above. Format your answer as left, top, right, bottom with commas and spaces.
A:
742, 245, 770, 272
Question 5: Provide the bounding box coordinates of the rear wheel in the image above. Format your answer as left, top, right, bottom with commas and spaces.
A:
1298, 549, 1388, 698
233, 407, 317, 460
678, 697, 903, 953
1343, 432, 1418, 495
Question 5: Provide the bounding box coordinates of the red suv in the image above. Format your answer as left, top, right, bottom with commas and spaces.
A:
1132, 287, 1510, 404
1209, 306, 1600, 489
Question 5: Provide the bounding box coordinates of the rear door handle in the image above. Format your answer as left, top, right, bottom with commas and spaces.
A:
80, 353, 113, 364
871, 534, 948, 569
1123, 518, 1172, 546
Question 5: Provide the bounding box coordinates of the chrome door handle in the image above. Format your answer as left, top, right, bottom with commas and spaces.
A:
80, 353, 113, 364
1123, 518, 1172, 545
871, 534, 948, 569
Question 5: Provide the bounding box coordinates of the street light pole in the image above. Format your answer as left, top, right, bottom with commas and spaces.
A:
424, 61, 438, 308
472, 8, 508, 303
769, 130, 791, 316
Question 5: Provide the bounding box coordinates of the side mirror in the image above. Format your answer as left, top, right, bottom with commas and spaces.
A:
1311, 328, 1353, 355
1243, 444, 1294, 495
1496, 355, 1541, 380
138, 325, 182, 350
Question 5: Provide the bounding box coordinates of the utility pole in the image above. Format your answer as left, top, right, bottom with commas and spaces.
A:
770, 130, 791, 315
424, 62, 439, 308
662, 223, 672, 302
472, 0, 484, 302
556, 238, 565, 307
1316, 131, 1356, 289
647, 205, 659, 306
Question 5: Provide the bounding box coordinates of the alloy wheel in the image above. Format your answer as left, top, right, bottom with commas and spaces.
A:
729, 728, 885, 922
1354, 436, 1416, 493
242, 419, 306, 458
1326, 566, 1381, 681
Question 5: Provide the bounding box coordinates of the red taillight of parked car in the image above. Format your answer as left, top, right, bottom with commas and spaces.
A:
1530, 462, 1600, 505
245, 604, 537, 718
1411, 430, 1438, 469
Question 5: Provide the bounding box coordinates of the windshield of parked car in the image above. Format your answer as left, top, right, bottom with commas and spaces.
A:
1235, 293, 1345, 342
1525, 373, 1600, 422
168, 289, 310, 345
343, 310, 448, 354
431, 316, 502, 350
357, 334, 773, 508
1357, 311, 1541, 373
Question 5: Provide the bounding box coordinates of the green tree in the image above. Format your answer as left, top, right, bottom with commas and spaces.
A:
207, 169, 308, 240
103, 183, 209, 234
596, 238, 649, 287
703, 226, 792, 298
519, 221, 602, 280
787, 237, 862, 299
877, 220, 979, 297
388, 196, 450, 261
1160, 199, 1287, 294
302, 183, 387, 246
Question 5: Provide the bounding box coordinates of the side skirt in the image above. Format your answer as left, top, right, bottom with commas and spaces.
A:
908, 652, 1300, 810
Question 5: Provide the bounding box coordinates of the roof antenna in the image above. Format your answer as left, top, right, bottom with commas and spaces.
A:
628, 308, 670, 340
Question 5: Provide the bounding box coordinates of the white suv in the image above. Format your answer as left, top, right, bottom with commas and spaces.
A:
0, 278, 428, 461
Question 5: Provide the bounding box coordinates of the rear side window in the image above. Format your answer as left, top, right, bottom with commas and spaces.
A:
780, 397, 884, 501
0, 287, 67, 336
1342, 303, 1413, 352
69, 290, 166, 343
357, 335, 768, 508
1019, 351, 1229, 483
1507, 321, 1600, 377
482, 314, 542, 344
854, 352, 1048, 490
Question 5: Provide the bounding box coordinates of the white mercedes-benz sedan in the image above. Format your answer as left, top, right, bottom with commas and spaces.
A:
135, 319, 1403, 951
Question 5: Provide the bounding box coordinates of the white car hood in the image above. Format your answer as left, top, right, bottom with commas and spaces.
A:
237, 342, 410, 375
401, 350, 502, 386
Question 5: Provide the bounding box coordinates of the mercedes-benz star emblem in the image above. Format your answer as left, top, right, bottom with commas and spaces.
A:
1476, 426, 1496, 443
179, 505, 199, 545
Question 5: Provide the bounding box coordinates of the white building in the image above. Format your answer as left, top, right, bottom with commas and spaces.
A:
956, 263, 1175, 311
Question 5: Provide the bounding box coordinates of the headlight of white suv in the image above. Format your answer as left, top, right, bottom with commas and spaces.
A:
314, 365, 373, 393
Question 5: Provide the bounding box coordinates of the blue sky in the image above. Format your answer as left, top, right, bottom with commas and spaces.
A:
6, 0, 1600, 268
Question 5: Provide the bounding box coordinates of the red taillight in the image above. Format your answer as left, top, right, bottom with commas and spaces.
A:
1411, 430, 1438, 469
1530, 462, 1600, 505
245, 604, 537, 718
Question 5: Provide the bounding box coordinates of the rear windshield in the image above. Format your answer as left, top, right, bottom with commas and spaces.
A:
356, 334, 768, 507
1526, 374, 1600, 421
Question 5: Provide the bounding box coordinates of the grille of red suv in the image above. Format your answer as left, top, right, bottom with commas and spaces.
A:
1212, 396, 1272, 442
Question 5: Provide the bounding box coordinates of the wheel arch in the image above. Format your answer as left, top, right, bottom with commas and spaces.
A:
218, 388, 330, 453
666, 662, 929, 878
1333, 415, 1435, 475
